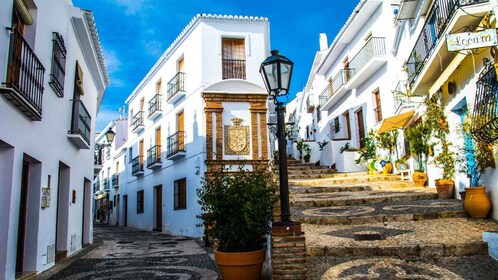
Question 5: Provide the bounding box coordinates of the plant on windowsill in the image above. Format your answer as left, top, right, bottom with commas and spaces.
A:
196, 165, 278, 279
424, 95, 456, 198
405, 122, 430, 186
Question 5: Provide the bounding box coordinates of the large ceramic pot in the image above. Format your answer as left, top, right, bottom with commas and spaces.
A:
464, 186, 491, 219
412, 171, 427, 186
435, 179, 455, 199
384, 162, 393, 174
214, 248, 266, 280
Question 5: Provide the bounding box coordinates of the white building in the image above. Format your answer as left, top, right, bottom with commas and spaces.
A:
123, 14, 270, 237
93, 118, 128, 226
293, 0, 396, 170
0, 0, 108, 278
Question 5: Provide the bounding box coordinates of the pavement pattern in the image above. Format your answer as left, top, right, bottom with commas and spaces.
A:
34, 224, 219, 280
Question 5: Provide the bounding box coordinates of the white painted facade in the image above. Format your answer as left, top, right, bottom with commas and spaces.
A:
93, 118, 128, 226
123, 14, 270, 237
0, 0, 108, 278
290, 0, 498, 220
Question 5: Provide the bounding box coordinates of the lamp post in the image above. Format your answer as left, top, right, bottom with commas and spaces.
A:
260, 50, 297, 226
97, 128, 116, 147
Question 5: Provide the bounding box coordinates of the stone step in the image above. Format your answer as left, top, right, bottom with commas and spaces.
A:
290, 185, 372, 194
289, 175, 402, 186
278, 168, 336, 174
290, 189, 438, 208
293, 199, 466, 225
304, 218, 498, 258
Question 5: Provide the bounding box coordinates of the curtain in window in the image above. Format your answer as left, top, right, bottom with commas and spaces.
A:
222, 38, 245, 60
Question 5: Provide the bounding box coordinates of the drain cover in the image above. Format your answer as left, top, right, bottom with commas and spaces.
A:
353, 233, 384, 241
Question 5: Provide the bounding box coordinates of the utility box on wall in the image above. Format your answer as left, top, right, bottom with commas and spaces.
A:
41, 188, 51, 208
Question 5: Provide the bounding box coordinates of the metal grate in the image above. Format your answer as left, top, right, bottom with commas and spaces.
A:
471, 58, 498, 142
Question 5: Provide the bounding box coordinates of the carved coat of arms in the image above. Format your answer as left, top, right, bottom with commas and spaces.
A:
224, 117, 250, 155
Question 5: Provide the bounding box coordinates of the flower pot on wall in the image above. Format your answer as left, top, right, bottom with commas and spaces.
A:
435, 179, 454, 199
464, 186, 491, 219
214, 248, 266, 280
412, 171, 427, 186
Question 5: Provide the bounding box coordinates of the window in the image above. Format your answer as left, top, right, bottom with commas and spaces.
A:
222, 38, 246, 79
156, 78, 162, 94
373, 89, 383, 123
129, 147, 133, 163
174, 178, 186, 210
137, 190, 144, 213
49, 32, 67, 97
334, 117, 340, 133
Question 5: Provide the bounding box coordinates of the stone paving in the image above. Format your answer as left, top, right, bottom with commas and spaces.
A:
286, 160, 498, 279
33, 224, 219, 280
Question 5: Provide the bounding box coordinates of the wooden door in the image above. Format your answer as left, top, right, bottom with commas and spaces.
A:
140, 98, 144, 112
343, 58, 350, 81
7, 10, 25, 86
356, 108, 365, 148
139, 140, 144, 165
16, 161, 29, 272
155, 186, 163, 231
374, 89, 382, 122
177, 112, 184, 151
178, 57, 184, 73
156, 127, 162, 160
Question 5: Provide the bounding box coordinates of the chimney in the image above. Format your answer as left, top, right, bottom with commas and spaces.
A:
319, 33, 328, 51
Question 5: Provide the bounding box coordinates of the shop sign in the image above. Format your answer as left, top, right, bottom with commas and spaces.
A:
446, 29, 498, 52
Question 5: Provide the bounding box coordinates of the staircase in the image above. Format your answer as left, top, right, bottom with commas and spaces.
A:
282, 159, 498, 279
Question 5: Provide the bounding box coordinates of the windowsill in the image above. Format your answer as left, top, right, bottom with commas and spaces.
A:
333, 137, 351, 141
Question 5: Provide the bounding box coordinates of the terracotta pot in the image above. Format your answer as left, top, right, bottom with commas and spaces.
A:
412, 171, 427, 186
464, 186, 491, 219
435, 179, 455, 199
384, 162, 393, 174
214, 248, 266, 280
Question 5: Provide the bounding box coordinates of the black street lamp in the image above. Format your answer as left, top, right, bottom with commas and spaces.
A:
96, 128, 116, 148
260, 50, 297, 226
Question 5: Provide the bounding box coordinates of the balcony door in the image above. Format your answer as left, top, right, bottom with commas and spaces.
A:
139, 140, 144, 165
154, 185, 162, 232
7, 8, 25, 86
222, 38, 246, 79
156, 127, 161, 161
356, 108, 365, 148
177, 112, 184, 151
178, 57, 184, 73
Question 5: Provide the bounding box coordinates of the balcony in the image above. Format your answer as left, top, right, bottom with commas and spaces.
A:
68, 100, 91, 149
103, 178, 110, 191
166, 131, 186, 160
148, 94, 162, 120
112, 174, 119, 188
0, 27, 45, 121
347, 37, 387, 89
131, 155, 144, 176
94, 146, 104, 175
222, 59, 246, 80
146, 145, 162, 169
167, 72, 186, 104
406, 0, 489, 94
131, 111, 144, 133
320, 69, 354, 111
471, 61, 498, 142
306, 94, 315, 113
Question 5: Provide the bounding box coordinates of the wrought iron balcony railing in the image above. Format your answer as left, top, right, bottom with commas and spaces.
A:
406, 0, 488, 86
131, 155, 144, 175
103, 178, 109, 190
167, 72, 186, 101
222, 59, 246, 79
68, 99, 91, 146
131, 111, 144, 131
348, 37, 386, 79
94, 146, 104, 165
167, 131, 185, 158
471, 59, 498, 142
148, 94, 162, 117
49, 32, 66, 97
112, 174, 119, 188
147, 145, 162, 168
332, 69, 353, 94
2, 27, 45, 120
319, 83, 332, 106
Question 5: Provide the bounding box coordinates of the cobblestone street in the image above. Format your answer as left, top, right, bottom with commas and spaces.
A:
34, 224, 219, 280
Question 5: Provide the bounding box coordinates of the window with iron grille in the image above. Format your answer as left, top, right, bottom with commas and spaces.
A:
49, 32, 66, 97
137, 190, 144, 213
174, 178, 186, 210
471, 58, 498, 142
222, 38, 246, 79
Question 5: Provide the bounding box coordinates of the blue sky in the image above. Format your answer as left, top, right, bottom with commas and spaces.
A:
73, 0, 359, 131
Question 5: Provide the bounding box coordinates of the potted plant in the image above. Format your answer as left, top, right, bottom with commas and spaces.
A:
355, 129, 378, 166
378, 130, 399, 173
303, 144, 311, 163
424, 95, 455, 198
296, 139, 305, 160
197, 165, 278, 280
405, 122, 430, 186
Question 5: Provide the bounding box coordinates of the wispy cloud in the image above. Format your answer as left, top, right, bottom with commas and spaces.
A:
112, 0, 149, 15
143, 40, 163, 57
96, 106, 124, 131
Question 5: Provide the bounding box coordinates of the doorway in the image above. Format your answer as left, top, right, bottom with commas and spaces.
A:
154, 185, 163, 232
116, 195, 120, 226
177, 111, 184, 151
56, 162, 70, 261
356, 108, 365, 148
16, 161, 29, 273
82, 178, 91, 246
